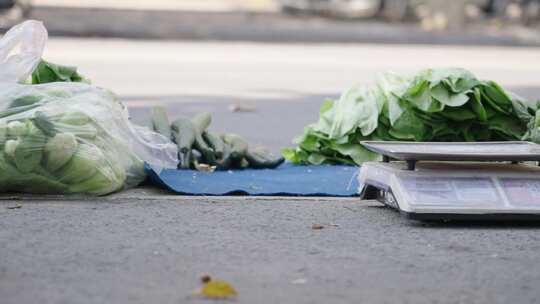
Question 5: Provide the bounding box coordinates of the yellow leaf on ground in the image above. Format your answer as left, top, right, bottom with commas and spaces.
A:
195, 280, 238, 298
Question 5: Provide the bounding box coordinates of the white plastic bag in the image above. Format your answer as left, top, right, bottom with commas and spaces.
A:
0, 20, 178, 195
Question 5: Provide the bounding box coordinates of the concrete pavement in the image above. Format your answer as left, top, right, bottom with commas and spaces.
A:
2, 188, 540, 304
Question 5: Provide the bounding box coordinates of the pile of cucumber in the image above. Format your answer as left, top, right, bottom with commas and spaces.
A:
149, 107, 284, 171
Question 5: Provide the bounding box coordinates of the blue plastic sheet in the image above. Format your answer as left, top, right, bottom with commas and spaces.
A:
146, 163, 359, 196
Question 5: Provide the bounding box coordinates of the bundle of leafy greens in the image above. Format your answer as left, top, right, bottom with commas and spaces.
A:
0, 59, 166, 195
31, 60, 88, 84
283, 68, 538, 165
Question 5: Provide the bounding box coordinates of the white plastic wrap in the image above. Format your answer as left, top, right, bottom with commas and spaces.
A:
0, 20, 178, 195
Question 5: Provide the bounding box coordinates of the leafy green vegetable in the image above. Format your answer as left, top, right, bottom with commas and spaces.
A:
67, 166, 122, 195
284, 68, 536, 165
13, 122, 45, 173
0, 66, 143, 195
31, 59, 88, 84
7, 121, 28, 137
55, 144, 104, 184
43, 133, 78, 172
4, 139, 19, 159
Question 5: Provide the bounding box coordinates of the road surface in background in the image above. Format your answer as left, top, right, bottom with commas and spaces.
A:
43, 38, 540, 98
33, 0, 278, 11
43, 38, 540, 152
1, 39, 540, 304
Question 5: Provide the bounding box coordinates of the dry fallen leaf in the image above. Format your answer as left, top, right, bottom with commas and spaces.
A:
194, 276, 238, 299
200, 274, 212, 284
291, 278, 307, 285
312, 224, 324, 230
229, 104, 256, 113
195, 163, 216, 172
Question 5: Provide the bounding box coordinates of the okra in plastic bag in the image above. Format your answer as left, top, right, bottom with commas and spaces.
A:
0, 21, 178, 195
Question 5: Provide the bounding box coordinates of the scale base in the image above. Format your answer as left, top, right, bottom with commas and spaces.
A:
359, 161, 540, 221
361, 183, 540, 221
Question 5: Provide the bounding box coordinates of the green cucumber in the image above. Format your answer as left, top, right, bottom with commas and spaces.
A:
171, 118, 196, 153
215, 143, 232, 170
191, 113, 215, 164
231, 157, 250, 170
171, 118, 196, 169
203, 132, 224, 159
179, 149, 192, 169
245, 147, 285, 169
191, 112, 212, 134
221, 133, 248, 160
150, 106, 172, 139
194, 135, 216, 165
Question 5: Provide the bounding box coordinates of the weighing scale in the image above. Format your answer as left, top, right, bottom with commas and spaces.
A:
358, 141, 540, 221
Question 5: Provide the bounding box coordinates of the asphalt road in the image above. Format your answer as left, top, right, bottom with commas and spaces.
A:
2, 39, 540, 303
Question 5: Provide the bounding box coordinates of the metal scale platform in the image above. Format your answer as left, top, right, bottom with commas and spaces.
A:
358, 141, 540, 221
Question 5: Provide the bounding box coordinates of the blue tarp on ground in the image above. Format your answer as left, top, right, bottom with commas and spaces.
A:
146, 163, 359, 196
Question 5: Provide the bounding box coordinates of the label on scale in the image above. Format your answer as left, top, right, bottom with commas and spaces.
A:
400, 177, 501, 206
500, 178, 540, 207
